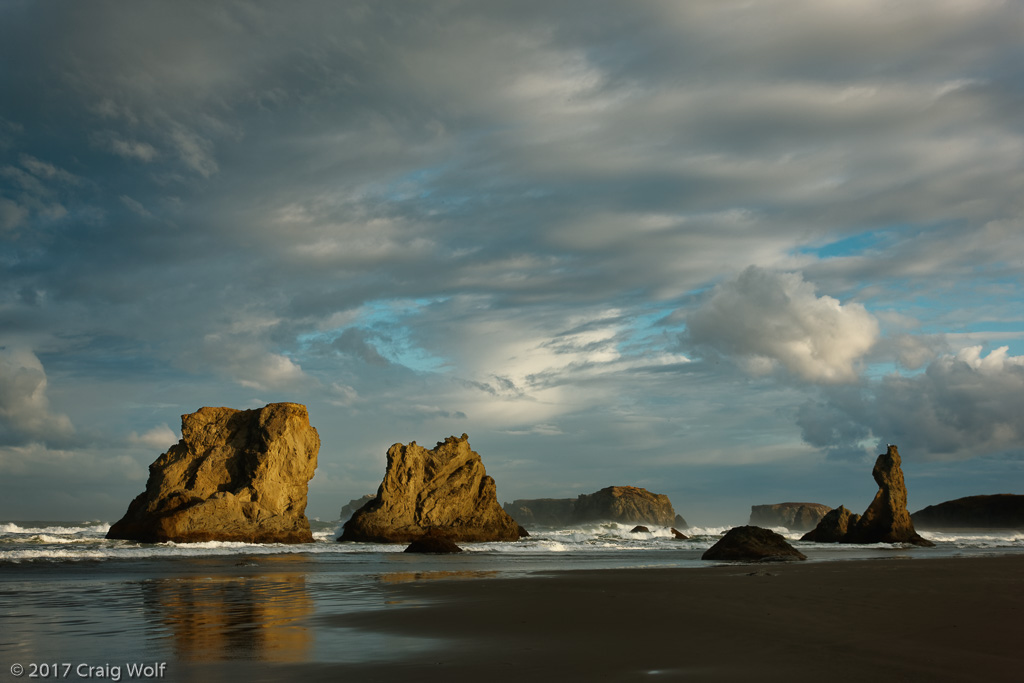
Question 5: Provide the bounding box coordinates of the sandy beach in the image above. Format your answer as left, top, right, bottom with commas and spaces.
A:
174, 554, 1023, 682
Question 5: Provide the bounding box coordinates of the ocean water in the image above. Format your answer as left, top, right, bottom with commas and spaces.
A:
1, 519, 1022, 673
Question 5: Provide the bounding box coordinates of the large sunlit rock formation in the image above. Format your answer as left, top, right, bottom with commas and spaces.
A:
572, 486, 679, 526
107, 403, 320, 543
338, 434, 522, 543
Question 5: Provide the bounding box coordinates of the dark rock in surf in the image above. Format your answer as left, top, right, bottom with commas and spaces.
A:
702, 526, 806, 562
404, 533, 463, 554
801, 506, 861, 543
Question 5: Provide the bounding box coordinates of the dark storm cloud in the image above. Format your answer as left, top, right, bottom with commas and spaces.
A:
799, 346, 1024, 462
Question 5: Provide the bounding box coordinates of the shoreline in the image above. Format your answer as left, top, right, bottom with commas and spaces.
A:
178, 553, 1024, 682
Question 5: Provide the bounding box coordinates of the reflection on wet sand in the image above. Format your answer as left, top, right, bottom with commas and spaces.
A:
141, 559, 313, 662
377, 570, 500, 584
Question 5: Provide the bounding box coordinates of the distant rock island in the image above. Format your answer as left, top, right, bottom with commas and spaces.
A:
802, 445, 933, 547
912, 494, 1024, 530
504, 486, 686, 529
339, 494, 375, 522
749, 502, 831, 531
338, 434, 522, 543
503, 498, 576, 528
107, 403, 320, 543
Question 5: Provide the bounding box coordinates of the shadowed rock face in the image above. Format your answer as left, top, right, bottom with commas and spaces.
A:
107, 403, 319, 543
338, 434, 521, 543
503, 498, 577, 527
572, 486, 677, 526
801, 506, 861, 543
702, 526, 807, 562
340, 494, 375, 522
912, 494, 1024, 530
801, 445, 933, 547
749, 503, 832, 531
845, 445, 932, 546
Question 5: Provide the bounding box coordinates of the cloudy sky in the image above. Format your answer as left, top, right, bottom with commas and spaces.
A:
2, 1, 1022, 525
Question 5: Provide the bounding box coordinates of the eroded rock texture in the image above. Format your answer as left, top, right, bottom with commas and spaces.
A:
107, 403, 319, 543
572, 486, 678, 526
338, 434, 521, 543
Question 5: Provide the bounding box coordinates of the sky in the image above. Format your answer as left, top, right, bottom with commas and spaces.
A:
1, 0, 1023, 525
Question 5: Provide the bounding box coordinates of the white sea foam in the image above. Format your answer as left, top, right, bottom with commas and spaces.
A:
1, 519, 1021, 563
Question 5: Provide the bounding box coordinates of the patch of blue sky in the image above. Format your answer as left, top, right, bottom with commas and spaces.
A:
798, 230, 887, 259
615, 306, 688, 357
296, 297, 451, 372
367, 166, 446, 202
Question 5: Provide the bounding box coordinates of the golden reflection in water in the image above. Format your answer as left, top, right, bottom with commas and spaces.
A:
377, 569, 500, 584
142, 565, 312, 662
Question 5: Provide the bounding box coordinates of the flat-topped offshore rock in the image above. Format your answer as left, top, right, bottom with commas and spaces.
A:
749, 502, 832, 531
912, 494, 1024, 530
107, 403, 320, 543
338, 434, 521, 543
572, 486, 678, 526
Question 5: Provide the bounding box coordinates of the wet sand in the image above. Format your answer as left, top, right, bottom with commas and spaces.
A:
187, 555, 1024, 682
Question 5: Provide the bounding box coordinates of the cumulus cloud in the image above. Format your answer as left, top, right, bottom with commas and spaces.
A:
0, 347, 74, 446
127, 424, 178, 451
799, 346, 1024, 461
199, 337, 309, 392
0, 198, 27, 232
687, 267, 879, 383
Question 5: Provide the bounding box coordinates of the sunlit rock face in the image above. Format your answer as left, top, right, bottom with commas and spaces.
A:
107, 403, 319, 543
572, 486, 679, 527
338, 434, 521, 543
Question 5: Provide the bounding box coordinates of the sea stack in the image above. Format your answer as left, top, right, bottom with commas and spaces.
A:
107, 403, 320, 543
572, 486, 678, 526
338, 434, 521, 543
801, 505, 860, 543
802, 445, 933, 547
